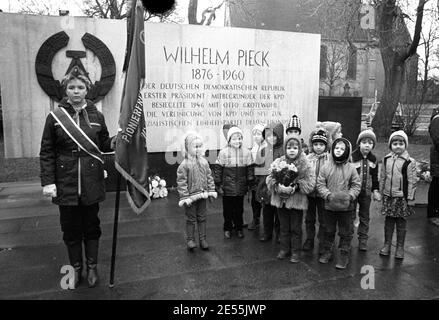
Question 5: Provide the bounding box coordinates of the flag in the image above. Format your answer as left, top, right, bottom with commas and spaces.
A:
115, 0, 150, 214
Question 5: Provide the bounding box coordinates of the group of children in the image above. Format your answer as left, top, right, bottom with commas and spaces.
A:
176, 115, 417, 269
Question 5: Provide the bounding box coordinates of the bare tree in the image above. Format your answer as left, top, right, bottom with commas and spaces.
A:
371, 0, 429, 137
321, 41, 350, 96
308, 0, 363, 96
401, 8, 439, 135
15, 0, 70, 15
81, 0, 129, 19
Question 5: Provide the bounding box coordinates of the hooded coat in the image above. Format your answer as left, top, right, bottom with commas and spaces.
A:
39, 98, 113, 206
266, 135, 315, 210
316, 138, 361, 212
254, 122, 284, 203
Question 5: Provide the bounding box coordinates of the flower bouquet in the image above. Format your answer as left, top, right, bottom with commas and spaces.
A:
416, 160, 432, 183
148, 175, 168, 199
269, 160, 299, 199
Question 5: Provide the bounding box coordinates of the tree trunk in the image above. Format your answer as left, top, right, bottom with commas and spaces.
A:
188, 0, 198, 24
372, 52, 405, 137
371, 0, 426, 138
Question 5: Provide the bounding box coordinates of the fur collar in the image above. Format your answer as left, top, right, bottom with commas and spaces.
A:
352, 148, 376, 163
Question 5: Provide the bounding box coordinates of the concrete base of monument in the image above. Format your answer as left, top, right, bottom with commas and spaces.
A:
0, 181, 438, 299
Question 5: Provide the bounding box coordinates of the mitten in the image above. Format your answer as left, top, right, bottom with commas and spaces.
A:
43, 184, 57, 198
178, 198, 193, 207
208, 191, 217, 199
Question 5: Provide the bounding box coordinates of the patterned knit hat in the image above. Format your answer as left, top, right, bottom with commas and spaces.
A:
286, 115, 301, 134
389, 130, 408, 149
311, 129, 328, 145
356, 129, 377, 147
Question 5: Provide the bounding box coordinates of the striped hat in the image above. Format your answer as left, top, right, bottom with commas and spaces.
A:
286, 115, 301, 134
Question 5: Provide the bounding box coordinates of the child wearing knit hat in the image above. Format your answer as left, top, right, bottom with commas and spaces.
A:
379, 130, 417, 260
304, 129, 330, 254
177, 132, 217, 251
351, 129, 381, 252
214, 126, 255, 239
266, 134, 316, 263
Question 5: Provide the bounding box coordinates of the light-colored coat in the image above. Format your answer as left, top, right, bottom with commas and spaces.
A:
316, 158, 361, 211
306, 151, 329, 198
177, 156, 216, 202
266, 153, 315, 210
380, 151, 417, 200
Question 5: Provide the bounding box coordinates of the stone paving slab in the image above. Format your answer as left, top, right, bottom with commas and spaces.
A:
0, 180, 438, 300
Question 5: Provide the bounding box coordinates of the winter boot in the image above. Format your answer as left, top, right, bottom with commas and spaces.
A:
379, 218, 395, 256
186, 223, 197, 250
84, 239, 99, 288
395, 229, 406, 259
358, 238, 368, 252
319, 244, 334, 264
248, 218, 260, 231
66, 241, 83, 289
198, 221, 209, 250
335, 250, 350, 269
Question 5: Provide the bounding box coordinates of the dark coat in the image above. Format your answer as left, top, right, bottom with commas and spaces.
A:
254, 122, 284, 203
40, 99, 113, 206
430, 110, 439, 177
214, 146, 255, 196
351, 148, 379, 194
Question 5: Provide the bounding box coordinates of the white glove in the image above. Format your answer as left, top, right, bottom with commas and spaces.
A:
43, 184, 57, 198
178, 198, 193, 207
208, 191, 218, 199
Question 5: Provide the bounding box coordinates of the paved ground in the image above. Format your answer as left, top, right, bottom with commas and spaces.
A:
0, 181, 438, 300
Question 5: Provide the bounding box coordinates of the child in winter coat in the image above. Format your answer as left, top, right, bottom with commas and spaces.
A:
351, 129, 381, 251
177, 132, 217, 251
256, 122, 284, 242
304, 129, 330, 255
248, 123, 266, 231
379, 130, 417, 260
266, 135, 315, 263
316, 137, 361, 269
214, 126, 254, 239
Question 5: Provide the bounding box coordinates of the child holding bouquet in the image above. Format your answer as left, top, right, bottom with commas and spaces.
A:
266, 135, 315, 263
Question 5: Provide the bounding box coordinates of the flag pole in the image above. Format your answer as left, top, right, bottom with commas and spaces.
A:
109, 169, 121, 288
